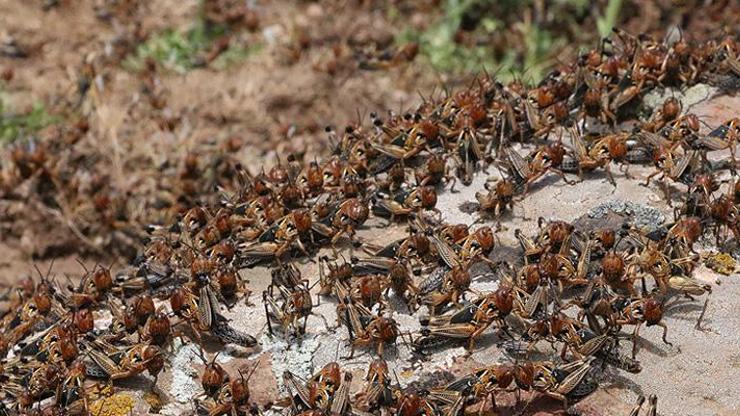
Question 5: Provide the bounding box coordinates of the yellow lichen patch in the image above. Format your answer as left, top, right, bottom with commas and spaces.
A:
399, 369, 414, 379
94, 384, 115, 398
704, 252, 737, 275
89, 393, 135, 416
144, 391, 164, 412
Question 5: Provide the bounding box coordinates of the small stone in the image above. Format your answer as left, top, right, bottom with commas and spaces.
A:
240, 354, 280, 406
704, 252, 737, 275
586, 200, 665, 233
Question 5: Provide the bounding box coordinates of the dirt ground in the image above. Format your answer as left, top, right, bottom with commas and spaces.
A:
1, 0, 443, 265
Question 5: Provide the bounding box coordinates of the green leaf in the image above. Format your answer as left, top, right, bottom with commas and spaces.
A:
597, 0, 623, 38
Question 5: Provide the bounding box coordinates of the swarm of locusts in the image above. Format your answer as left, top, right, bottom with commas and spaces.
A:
0, 28, 738, 415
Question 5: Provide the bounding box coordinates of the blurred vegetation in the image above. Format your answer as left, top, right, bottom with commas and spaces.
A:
397, 0, 624, 83
123, 1, 261, 74
597, 0, 623, 37
0, 96, 59, 143
123, 21, 261, 73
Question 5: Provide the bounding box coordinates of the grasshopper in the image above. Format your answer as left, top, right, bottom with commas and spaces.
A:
318, 255, 353, 297
562, 128, 629, 186
476, 178, 516, 219
207, 364, 258, 416
418, 288, 514, 353
84, 341, 164, 383
256, 209, 314, 258
283, 362, 343, 412
340, 299, 398, 358
54, 360, 90, 412
264, 284, 313, 337
184, 280, 257, 347
449, 120, 491, 186
502, 144, 575, 197
532, 357, 597, 410
371, 186, 439, 224
613, 297, 673, 358
642, 147, 701, 205
308, 197, 370, 248
563, 328, 642, 373
420, 265, 471, 314
413, 321, 491, 353
355, 359, 394, 412
695, 118, 739, 171
415, 152, 457, 191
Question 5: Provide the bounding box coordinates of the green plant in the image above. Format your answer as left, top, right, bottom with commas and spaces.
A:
123, 18, 261, 73
400, 0, 563, 83
597, 0, 623, 38
0, 99, 60, 143
517, 20, 562, 83
397, 0, 497, 74
395, 0, 627, 84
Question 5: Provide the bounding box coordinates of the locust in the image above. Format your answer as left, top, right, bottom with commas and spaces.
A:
642, 147, 701, 205
83, 341, 164, 384
562, 128, 629, 186
263, 282, 314, 337
532, 358, 597, 410
371, 186, 439, 224
502, 145, 575, 197
339, 296, 398, 358
355, 359, 394, 412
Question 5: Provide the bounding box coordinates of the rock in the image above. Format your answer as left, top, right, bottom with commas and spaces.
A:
642, 84, 718, 113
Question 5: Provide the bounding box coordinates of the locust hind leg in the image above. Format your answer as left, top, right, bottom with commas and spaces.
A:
729, 144, 737, 176
629, 395, 645, 416
695, 298, 709, 331
341, 342, 359, 360
543, 391, 572, 413
263, 292, 275, 336
295, 239, 314, 263
657, 321, 673, 348
477, 393, 488, 416
313, 312, 334, 333
551, 168, 577, 186
631, 322, 642, 358
619, 162, 633, 180
605, 164, 617, 188
659, 180, 674, 207
641, 170, 662, 188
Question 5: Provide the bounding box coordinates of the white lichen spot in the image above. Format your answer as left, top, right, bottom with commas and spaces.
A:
168, 341, 202, 404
